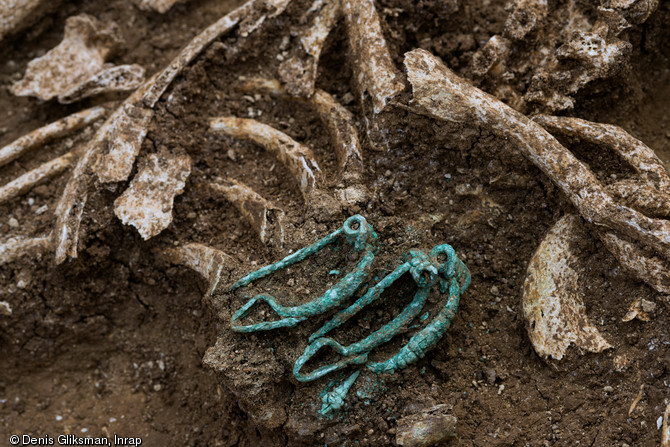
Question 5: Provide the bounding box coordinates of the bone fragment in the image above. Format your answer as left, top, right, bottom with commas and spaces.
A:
629, 384, 645, 416
53, 0, 277, 263
0, 235, 51, 266
311, 89, 364, 181
395, 405, 457, 447
210, 116, 321, 200
607, 180, 670, 219
0, 301, 11, 316
95, 101, 154, 183
0, 151, 77, 205
504, 0, 548, 40
114, 151, 192, 240
278, 0, 340, 97
0, 0, 61, 42
342, 0, 404, 114
142, 0, 287, 107
164, 243, 232, 296
131, 0, 187, 13
534, 114, 670, 189
58, 64, 146, 104
11, 14, 122, 101
663, 402, 670, 447
598, 231, 670, 294
404, 48, 670, 263
522, 215, 612, 360
622, 297, 655, 322
209, 178, 285, 246
0, 106, 106, 168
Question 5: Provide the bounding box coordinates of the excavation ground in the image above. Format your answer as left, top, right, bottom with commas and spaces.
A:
1, 0, 670, 446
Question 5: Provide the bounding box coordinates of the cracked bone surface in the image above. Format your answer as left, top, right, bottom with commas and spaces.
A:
522, 215, 612, 360
0, 106, 107, 168
278, 0, 341, 97
470, 0, 656, 112
114, 151, 192, 240
209, 178, 285, 246
209, 116, 339, 213
342, 0, 404, 114
53, 0, 282, 264
11, 14, 144, 103
404, 49, 670, 269
58, 64, 146, 104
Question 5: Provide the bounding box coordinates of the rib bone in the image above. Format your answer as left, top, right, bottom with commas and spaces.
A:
278, 0, 341, 97
0, 151, 77, 205
404, 48, 670, 263
163, 243, 233, 296
342, 0, 404, 114
236, 77, 367, 203
533, 114, 670, 189
54, 0, 278, 263
209, 116, 322, 201
0, 106, 106, 168
209, 178, 285, 246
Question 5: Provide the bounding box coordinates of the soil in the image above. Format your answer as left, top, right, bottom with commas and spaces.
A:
1, 0, 670, 446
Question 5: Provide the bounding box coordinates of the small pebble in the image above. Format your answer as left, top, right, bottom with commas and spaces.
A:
55, 415, 63, 421
658, 415, 663, 430
8, 217, 19, 228
603, 386, 613, 392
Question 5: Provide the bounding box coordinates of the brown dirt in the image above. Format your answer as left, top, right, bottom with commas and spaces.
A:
1, 0, 670, 446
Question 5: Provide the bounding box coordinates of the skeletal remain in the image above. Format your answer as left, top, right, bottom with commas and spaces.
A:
522, 215, 612, 360
54, 0, 284, 263
237, 77, 368, 204
607, 180, 670, 219
10, 14, 144, 103
95, 101, 155, 183
622, 298, 656, 322
663, 402, 670, 447
534, 116, 670, 294
58, 64, 146, 104
533, 115, 670, 190
504, 0, 547, 41
0, 150, 78, 205
0, 301, 11, 316
164, 243, 232, 297
0, 0, 61, 42
404, 49, 670, 266
278, 0, 341, 97
395, 405, 457, 447
209, 116, 338, 212
0, 235, 52, 266
0, 106, 107, 168
131, 0, 188, 14
209, 178, 285, 246
471, 0, 656, 112
342, 0, 404, 114
114, 151, 192, 240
